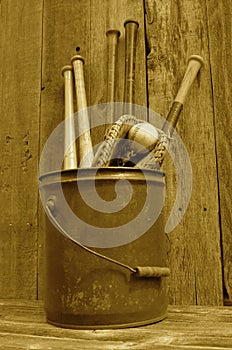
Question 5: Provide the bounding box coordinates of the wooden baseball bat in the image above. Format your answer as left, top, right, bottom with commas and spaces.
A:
123, 19, 139, 115
71, 55, 94, 168
106, 29, 120, 123
61, 65, 77, 170
137, 55, 204, 168
162, 55, 204, 136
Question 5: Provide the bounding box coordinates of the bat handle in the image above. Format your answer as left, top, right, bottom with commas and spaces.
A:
164, 55, 204, 133
123, 19, 139, 115
71, 55, 94, 168
61, 65, 77, 170
106, 29, 120, 123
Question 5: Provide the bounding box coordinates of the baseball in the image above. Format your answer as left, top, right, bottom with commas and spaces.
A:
127, 122, 159, 151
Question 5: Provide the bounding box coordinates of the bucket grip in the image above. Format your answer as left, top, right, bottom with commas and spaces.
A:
46, 200, 170, 279
134, 266, 170, 278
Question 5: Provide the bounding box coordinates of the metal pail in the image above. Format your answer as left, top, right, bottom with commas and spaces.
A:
39, 167, 169, 329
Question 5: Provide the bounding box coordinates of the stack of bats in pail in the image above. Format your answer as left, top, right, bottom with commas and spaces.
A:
61, 19, 204, 171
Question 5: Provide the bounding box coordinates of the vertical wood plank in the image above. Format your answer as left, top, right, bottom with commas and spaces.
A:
206, 0, 232, 302
39, 0, 91, 298
0, 0, 43, 298
145, 0, 223, 305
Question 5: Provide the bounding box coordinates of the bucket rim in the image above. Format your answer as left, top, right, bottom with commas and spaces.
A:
39, 167, 165, 186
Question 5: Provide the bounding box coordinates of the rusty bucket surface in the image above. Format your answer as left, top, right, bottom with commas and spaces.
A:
39, 167, 169, 329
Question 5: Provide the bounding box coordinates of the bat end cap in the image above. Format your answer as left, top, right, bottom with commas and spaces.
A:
71, 55, 85, 65
61, 65, 73, 76
188, 55, 204, 67
106, 29, 121, 37
124, 18, 139, 28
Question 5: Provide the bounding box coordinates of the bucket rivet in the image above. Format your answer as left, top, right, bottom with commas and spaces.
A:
46, 196, 56, 214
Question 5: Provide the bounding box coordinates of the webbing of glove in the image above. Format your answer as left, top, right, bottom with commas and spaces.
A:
134, 266, 170, 278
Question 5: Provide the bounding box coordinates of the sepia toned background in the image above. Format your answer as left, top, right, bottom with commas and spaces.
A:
0, 0, 231, 307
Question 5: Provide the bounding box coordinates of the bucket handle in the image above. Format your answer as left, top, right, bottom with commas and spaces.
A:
46, 199, 170, 279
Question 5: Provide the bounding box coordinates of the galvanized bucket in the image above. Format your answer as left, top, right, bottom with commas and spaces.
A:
39, 167, 169, 329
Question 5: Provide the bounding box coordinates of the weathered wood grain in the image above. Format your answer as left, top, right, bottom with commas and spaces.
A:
145, 0, 223, 305
0, 0, 43, 298
0, 300, 231, 349
38, 0, 91, 298
206, 0, 232, 302
0, 0, 230, 308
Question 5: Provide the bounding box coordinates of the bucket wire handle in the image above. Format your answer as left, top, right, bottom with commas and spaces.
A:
46, 200, 170, 278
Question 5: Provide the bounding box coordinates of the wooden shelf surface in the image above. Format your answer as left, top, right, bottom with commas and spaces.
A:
0, 300, 231, 349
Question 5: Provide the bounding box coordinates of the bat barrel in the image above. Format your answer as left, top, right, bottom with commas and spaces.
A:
163, 55, 204, 135
106, 29, 120, 123
71, 55, 94, 168
123, 19, 139, 115
61, 65, 77, 170
174, 55, 204, 105
136, 55, 204, 169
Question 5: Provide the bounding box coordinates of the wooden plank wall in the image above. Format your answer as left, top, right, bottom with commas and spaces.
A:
144, 0, 224, 305
0, 0, 231, 304
206, 0, 232, 303
0, 0, 43, 299
145, 0, 231, 304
